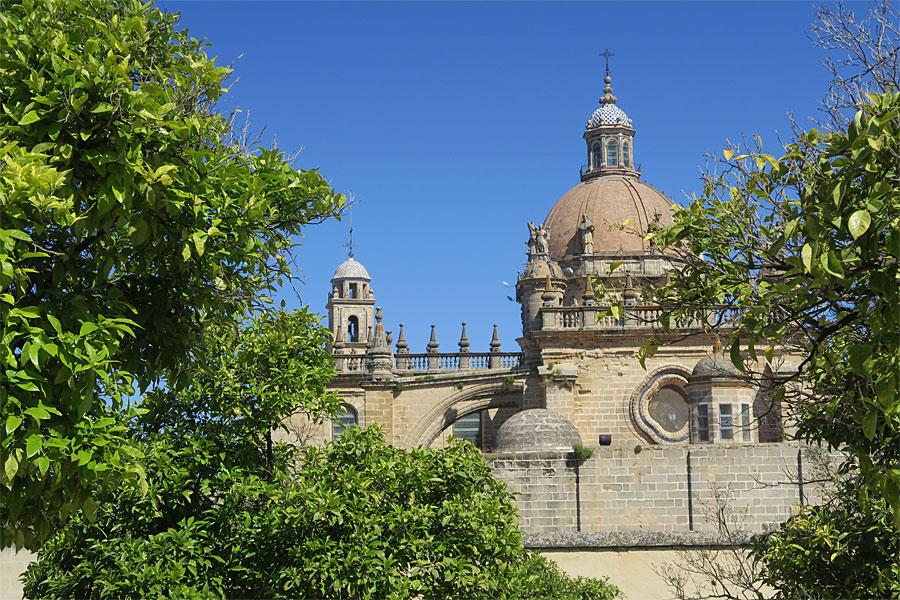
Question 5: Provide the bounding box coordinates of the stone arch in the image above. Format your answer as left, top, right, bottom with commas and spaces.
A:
405, 381, 525, 448
628, 365, 692, 444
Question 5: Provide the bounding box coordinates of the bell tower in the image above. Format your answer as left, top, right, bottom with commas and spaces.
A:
326, 246, 375, 349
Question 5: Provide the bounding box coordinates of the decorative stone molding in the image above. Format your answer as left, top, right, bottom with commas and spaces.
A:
405, 379, 525, 448
629, 366, 691, 444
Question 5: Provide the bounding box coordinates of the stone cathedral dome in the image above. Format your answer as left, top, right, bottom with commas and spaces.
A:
543, 71, 676, 260
545, 175, 674, 258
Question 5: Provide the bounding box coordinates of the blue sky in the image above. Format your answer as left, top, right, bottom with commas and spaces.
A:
166, 1, 831, 353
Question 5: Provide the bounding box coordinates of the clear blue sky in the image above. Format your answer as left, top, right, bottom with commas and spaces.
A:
165, 1, 831, 353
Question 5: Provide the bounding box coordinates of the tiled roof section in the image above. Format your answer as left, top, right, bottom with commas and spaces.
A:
589, 104, 632, 127
332, 257, 371, 281
543, 175, 675, 258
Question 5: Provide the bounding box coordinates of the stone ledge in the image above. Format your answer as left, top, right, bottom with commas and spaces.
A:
524, 530, 756, 549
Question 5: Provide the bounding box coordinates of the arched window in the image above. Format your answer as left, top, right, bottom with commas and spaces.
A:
592, 142, 601, 168
347, 315, 359, 342
333, 404, 358, 438
623, 142, 631, 168
606, 140, 619, 167
453, 412, 482, 449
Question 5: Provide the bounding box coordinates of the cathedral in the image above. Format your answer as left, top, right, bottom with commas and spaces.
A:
294, 69, 823, 576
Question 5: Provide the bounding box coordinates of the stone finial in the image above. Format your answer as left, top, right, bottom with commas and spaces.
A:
371, 307, 389, 349
490, 324, 502, 352
713, 336, 724, 354
623, 273, 637, 306
334, 325, 345, 349
386, 330, 392, 345
395, 323, 409, 354
582, 276, 598, 307
542, 275, 557, 307
427, 324, 440, 353
458, 321, 470, 352
366, 307, 393, 380
600, 74, 618, 105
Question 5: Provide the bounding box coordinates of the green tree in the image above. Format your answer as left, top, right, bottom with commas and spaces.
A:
0, 0, 344, 549
22, 310, 620, 600
641, 63, 900, 600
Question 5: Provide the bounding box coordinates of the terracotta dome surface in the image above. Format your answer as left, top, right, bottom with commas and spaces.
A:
544, 175, 675, 259
332, 257, 371, 281
495, 409, 582, 452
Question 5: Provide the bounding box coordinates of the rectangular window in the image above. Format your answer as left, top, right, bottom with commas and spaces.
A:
719, 404, 733, 441
453, 412, 483, 450
741, 403, 751, 441
697, 405, 709, 443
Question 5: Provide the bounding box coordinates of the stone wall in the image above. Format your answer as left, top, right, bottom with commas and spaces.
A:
0, 547, 34, 599
489, 442, 832, 534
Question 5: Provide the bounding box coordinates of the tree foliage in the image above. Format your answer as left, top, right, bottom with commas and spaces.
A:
23, 311, 620, 599
641, 26, 900, 599
647, 89, 900, 524
756, 476, 900, 599
1, 0, 344, 549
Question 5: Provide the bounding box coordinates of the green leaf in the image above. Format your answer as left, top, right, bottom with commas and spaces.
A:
5, 415, 23, 434
4, 454, 19, 480
862, 409, 878, 441
24, 406, 51, 421
36, 456, 50, 476
182, 243, 192, 261
729, 337, 746, 373
18, 110, 40, 125
25, 435, 43, 458
847, 210, 871, 239
820, 251, 844, 278
801, 243, 813, 271
82, 497, 97, 523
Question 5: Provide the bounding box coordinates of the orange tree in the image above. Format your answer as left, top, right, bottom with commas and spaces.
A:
645, 91, 900, 596
23, 310, 620, 600
1, 0, 344, 549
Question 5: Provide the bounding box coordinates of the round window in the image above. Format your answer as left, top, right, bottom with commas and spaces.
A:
629, 368, 691, 444
648, 386, 689, 433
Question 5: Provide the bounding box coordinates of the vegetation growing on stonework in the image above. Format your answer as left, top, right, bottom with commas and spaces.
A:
1, 0, 344, 548
636, 2, 900, 597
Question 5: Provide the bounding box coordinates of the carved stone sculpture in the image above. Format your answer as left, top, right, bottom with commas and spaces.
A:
577, 213, 594, 254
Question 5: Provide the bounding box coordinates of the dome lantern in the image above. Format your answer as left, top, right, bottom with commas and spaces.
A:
582, 57, 638, 182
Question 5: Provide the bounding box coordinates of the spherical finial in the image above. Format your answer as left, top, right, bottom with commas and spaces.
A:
604, 75, 611, 84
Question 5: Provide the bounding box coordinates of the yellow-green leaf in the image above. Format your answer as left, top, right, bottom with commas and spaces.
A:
19, 110, 40, 125
848, 210, 871, 239
801, 243, 813, 271
6, 415, 23, 433
4, 454, 19, 480
25, 435, 42, 458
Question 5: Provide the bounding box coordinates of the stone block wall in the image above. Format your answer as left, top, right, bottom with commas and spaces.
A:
489, 442, 834, 534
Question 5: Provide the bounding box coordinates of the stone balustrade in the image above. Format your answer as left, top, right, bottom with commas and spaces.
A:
332, 350, 523, 374
540, 305, 740, 331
